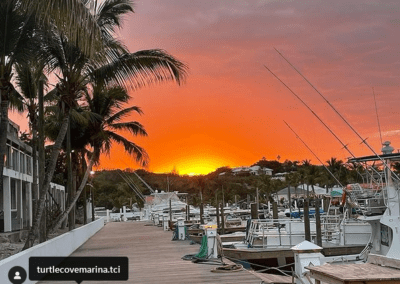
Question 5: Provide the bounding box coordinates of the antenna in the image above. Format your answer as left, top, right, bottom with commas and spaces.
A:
274, 48, 400, 181
373, 87, 383, 145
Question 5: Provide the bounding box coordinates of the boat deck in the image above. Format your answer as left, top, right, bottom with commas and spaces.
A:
39, 222, 273, 284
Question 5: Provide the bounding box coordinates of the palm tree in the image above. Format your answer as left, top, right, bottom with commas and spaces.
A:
0, 0, 104, 206
0, 0, 37, 196
24, 0, 187, 249
326, 157, 346, 187
14, 63, 48, 220
48, 84, 149, 232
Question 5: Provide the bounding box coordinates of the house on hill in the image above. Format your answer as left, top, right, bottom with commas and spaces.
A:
230, 165, 273, 176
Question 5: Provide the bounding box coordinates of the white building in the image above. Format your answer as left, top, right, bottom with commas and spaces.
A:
231, 165, 273, 176
1, 120, 65, 233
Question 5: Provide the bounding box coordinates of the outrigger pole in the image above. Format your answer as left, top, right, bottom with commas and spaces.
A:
283, 120, 343, 187
133, 170, 155, 194
372, 87, 383, 146
263, 65, 370, 182
117, 169, 145, 201
273, 48, 400, 181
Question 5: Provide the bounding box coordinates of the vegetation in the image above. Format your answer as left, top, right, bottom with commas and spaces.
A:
0, 0, 187, 249
90, 156, 380, 209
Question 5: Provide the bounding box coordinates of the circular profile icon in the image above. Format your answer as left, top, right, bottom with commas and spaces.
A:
8, 266, 27, 284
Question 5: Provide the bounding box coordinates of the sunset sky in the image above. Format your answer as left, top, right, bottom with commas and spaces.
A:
10, 0, 400, 175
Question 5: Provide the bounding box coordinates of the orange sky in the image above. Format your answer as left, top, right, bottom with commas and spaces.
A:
10, 0, 400, 175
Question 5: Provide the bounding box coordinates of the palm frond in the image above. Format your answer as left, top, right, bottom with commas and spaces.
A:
106, 131, 149, 166
44, 87, 60, 102
96, 0, 134, 33
22, 0, 103, 56
8, 89, 24, 112
109, 121, 147, 136
90, 49, 188, 89
106, 106, 143, 124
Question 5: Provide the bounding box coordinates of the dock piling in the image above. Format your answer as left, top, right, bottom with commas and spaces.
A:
200, 202, 204, 224
304, 199, 311, 241
315, 199, 322, 246
220, 203, 225, 235
272, 201, 278, 221
251, 203, 258, 219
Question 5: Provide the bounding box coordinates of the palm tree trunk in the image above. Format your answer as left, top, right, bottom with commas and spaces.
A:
23, 112, 70, 250
48, 151, 97, 234
31, 121, 38, 214
66, 119, 75, 230
38, 78, 46, 243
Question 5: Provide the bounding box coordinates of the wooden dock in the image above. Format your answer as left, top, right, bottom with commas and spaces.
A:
39, 222, 267, 284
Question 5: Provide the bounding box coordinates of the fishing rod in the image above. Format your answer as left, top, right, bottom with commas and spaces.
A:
120, 170, 147, 199
264, 65, 371, 182
274, 48, 400, 181
283, 120, 343, 187
117, 170, 145, 201
373, 87, 383, 145
133, 170, 155, 194
113, 156, 155, 194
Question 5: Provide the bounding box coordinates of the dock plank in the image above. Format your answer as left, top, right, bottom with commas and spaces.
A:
38, 222, 262, 284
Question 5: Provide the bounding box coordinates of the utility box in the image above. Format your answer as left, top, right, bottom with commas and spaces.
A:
291, 241, 323, 284
206, 226, 218, 259
122, 206, 127, 222
177, 217, 186, 240
163, 213, 169, 231
154, 213, 159, 226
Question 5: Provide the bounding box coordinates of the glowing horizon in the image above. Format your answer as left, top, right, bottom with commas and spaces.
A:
8, 1, 400, 176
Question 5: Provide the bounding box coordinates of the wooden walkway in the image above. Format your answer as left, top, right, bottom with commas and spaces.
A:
39, 222, 264, 284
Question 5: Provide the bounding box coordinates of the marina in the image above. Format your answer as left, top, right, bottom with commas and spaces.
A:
1, 1, 400, 283
37, 221, 288, 284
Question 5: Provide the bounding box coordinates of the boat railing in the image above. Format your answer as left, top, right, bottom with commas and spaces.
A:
356, 197, 387, 216
246, 219, 317, 248
246, 215, 346, 248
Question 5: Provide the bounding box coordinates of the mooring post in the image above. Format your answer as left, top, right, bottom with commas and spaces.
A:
216, 200, 220, 229
304, 199, 311, 241
200, 202, 204, 224
220, 203, 225, 235
272, 201, 278, 221
169, 199, 173, 229
323, 196, 329, 212
163, 213, 169, 231
315, 199, 322, 246
288, 185, 292, 218
251, 203, 258, 219
122, 206, 127, 222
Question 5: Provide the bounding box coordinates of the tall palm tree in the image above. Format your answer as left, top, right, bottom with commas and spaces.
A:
23, 0, 187, 248
326, 157, 347, 187
14, 63, 48, 218
49, 84, 148, 232
0, 0, 37, 195
0, 0, 103, 204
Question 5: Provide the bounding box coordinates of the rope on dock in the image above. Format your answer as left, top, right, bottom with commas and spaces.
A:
224, 255, 293, 276
211, 264, 244, 273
